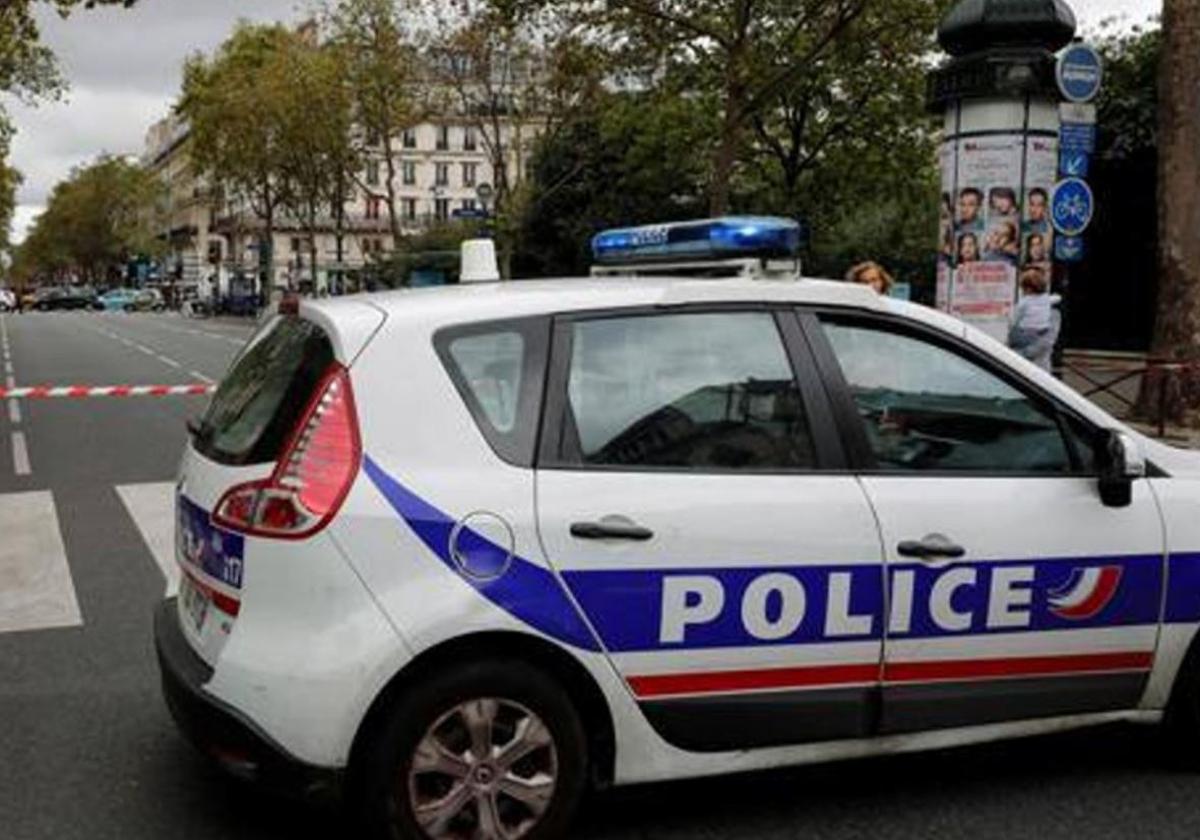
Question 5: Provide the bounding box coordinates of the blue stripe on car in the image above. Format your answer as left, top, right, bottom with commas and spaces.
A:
363, 456, 601, 651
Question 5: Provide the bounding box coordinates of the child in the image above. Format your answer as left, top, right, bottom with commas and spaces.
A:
1008, 268, 1061, 372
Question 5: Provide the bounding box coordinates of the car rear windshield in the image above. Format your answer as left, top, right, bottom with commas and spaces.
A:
193, 317, 335, 466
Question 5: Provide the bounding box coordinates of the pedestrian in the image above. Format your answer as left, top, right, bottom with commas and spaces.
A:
845, 261, 894, 296
1008, 267, 1061, 372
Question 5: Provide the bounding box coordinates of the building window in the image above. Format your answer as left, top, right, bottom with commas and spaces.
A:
436, 125, 450, 151
435, 198, 450, 221
463, 126, 477, 151
291, 237, 303, 253
402, 161, 417, 186
435, 163, 450, 187
366, 195, 382, 220
461, 198, 477, 212
402, 128, 417, 149
366, 159, 380, 187
403, 198, 417, 221
462, 162, 477, 188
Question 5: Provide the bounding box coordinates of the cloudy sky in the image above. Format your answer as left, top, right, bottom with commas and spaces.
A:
3, 0, 1162, 243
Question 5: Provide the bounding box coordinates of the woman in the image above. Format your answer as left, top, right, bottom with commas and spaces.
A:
845, 261, 895, 296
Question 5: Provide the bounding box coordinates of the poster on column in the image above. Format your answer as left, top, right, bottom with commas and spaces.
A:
950, 137, 1022, 341
938, 141, 956, 268
1021, 135, 1059, 291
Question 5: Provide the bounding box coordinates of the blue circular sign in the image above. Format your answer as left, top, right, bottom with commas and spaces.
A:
1051, 178, 1095, 237
1057, 44, 1103, 103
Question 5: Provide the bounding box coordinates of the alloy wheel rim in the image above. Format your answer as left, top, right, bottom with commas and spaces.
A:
406, 697, 558, 840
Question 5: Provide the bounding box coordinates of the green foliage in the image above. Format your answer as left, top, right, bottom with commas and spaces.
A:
324, 0, 423, 240
10, 155, 164, 285
179, 23, 296, 226
430, 0, 608, 275
0, 1, 136, 248
520, 0, 945, 281
579, 0, 949, 214
518, 91, 715, 276
1095, 19, 1160, 160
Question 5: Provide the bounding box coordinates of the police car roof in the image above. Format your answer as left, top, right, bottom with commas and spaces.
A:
308, 276, 911, 327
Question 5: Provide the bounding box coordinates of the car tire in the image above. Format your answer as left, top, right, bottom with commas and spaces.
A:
1163, 641, 1200, 765
358, 658, 589, 840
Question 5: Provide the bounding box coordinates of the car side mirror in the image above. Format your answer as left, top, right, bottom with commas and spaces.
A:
1096, 429, 1145, 509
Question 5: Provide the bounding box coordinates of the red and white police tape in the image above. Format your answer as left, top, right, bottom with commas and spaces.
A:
0, 384, 216, 399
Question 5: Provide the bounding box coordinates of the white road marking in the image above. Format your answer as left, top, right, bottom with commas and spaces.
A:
116, 482, 178, 596
8, 399, 20, 424
11, 431, 30, 475
0, 491, 82, 634
190, 371, 215, 384
136, 345, 155, 356
157, 355, 182, 369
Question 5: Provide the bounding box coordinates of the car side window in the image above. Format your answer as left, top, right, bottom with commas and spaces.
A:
561, 312, 816, 470
820, 318, 1075, 474
435, 317, 549, 468
448, 332, 524, 434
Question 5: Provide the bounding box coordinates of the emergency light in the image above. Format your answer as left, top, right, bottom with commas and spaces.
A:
591, 217, 802, 265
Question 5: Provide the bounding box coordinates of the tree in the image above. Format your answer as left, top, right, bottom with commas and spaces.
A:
10, 155, 164, 285
0, 148, 23, 255
0, 1, 136, 247
1143, 0, 1200, 422
429, 0, 606, 275
591, 0, 884, 215
273, 33, 359, 290
519, 91, 714, 276
325, 0, 423, 245
180, 23, 295, 295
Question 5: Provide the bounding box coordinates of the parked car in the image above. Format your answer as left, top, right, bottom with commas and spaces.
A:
33, 287, 97, 311
98, 288, 139, 311
0, 289, 16, 312
128, 288, 166, 312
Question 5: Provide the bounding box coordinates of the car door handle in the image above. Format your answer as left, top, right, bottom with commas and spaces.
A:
897, 534, 966, 560
570, 518, 655, 542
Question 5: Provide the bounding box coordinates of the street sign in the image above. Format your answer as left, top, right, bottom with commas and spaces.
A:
1059, 102, 1098, 125
475, 183, 495, 204
1057, 43, 1104, 103
1055, 235, 1085, 263
1051, 177, 1095, 237
1059, 150, 1090, 178
451, 208, 489, 220
1060, 123, 1097, 154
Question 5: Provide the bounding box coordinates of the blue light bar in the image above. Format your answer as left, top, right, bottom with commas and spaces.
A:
591, 217, 802, 265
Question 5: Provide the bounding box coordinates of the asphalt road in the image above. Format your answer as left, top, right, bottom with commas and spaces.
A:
3, 310, 1200, 839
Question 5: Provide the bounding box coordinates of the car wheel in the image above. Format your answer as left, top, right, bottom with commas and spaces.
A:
1164, 642, 1200, 764
359, 659, 588, 840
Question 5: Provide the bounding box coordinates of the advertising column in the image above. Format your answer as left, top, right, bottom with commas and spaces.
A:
938, 101, 1060, 343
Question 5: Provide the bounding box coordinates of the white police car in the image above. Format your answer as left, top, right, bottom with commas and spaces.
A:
156, 218, 1200, 839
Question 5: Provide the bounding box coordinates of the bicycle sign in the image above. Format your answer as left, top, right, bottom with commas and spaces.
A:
1051, 177, 1095, 237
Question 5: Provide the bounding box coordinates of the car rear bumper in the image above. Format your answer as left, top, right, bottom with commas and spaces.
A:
153, 598, 343, 801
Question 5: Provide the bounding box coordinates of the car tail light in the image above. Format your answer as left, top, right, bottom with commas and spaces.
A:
213, 366, 361, 539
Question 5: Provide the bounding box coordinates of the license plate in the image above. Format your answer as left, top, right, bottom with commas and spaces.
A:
182, 577, 210, 634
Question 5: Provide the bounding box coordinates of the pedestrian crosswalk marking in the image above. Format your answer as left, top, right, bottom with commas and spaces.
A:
0, 491, 82, 634
116, 482, 178, 596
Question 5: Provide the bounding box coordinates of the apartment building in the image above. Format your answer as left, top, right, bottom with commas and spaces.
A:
142, 111, 536, 296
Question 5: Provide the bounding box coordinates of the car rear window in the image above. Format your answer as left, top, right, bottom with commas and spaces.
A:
193, 317, 335, 466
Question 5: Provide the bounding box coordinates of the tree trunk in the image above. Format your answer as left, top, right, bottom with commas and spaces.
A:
710, 65, 746, 216
1138, 0, 1200, 425
378, 123, 401, 246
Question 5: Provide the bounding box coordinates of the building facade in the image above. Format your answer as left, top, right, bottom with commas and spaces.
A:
142, 109, 538, 299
